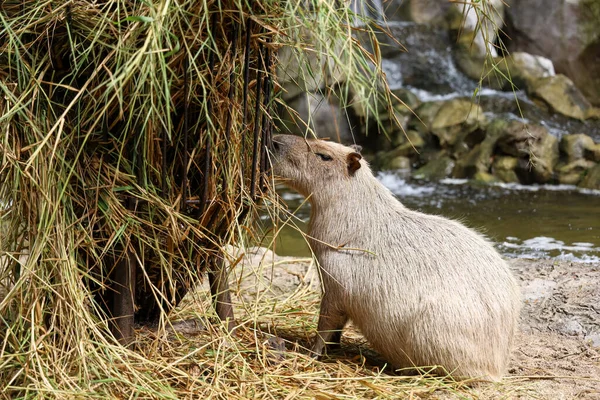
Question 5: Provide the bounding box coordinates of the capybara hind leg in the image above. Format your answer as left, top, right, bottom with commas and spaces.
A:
311, 295, 347, 357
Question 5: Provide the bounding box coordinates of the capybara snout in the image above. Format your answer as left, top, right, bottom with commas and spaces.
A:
273, 134, 521, 381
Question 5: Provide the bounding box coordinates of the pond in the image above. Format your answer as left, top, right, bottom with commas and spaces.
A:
266, 174, 600, 264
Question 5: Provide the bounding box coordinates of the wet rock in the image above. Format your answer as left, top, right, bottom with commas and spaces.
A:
279, 92, 353, 142
496, 121, 547, 158
449, 0, 505, 57
388, 130, 426, 158
530, 134, 559, 183
413, 157, 455, 181
493, 156, 519, 171
453, 40, 511, 90
504, 0, 600, 106
387, 0, 453, 25
430, 99, 487, 147
579, 163, 600, 190
509, 52, 555, 90
556, 160, 596, 185
373, 23, 474, 94
560, 133, 596, 163
277, 38, 327, 100
473, 171, 499, 184
530, 75, 594, 120
478, 120, 558, 183
492, 156, 520, 183
494, 169, 520, 184
585, 143, 600, 163
387, 156, 412, 171
412, 101, 443, 134
391, 88, 421, 113
452, 144, 492, 179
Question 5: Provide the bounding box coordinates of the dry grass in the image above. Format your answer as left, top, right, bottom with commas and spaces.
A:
0, 0, 521, 398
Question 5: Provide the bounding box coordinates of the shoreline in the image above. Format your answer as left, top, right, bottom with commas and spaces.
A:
228, 248, 600, 398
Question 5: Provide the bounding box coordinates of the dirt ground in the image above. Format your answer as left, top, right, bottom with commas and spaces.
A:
227, 248, 600, 399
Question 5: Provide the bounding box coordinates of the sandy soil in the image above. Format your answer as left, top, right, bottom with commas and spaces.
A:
227, 248, 600, 399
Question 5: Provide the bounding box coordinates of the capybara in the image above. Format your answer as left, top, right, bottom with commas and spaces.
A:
271, 134, 521, 381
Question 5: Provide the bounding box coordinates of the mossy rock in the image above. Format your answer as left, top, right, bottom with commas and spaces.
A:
585, 143, 600, 162
391, 88, 421, 114
413, 157, 456, 181
530, 75, 594, 120
496, 122, 548, 157
430, 99, 487, 147
530, 134, 559, 183
387, 130, 427, 158
452, 141, 495, 179
388, 156, 412, 171
579, 164, 600, 189
493, 156, 519, 172
473, 171, 500, 184
411, 101, 444, 134
494, 169, 520, 183
556, 159, 597, 174
560, 133, 596, 163
492, 156, 520, 183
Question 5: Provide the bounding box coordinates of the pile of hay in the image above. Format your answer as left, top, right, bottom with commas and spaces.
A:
0, 0, 393, 396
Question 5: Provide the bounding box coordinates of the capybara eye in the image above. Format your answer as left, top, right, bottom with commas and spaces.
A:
315, 153, 332, 161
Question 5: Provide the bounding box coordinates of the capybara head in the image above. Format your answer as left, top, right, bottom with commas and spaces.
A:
272, 135, 363, 199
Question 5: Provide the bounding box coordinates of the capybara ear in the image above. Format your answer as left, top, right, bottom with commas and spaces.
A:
347, 152, 362, 175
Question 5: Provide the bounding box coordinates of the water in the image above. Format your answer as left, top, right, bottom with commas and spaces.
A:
374, 21, 600, 141
269, 175, 600, 264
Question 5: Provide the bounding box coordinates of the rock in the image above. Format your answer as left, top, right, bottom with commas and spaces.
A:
448, 0, 506, 58
530, 75, 595, 120
560, 134, 596, 163
279, 92, 353, 142
579, 163, 600, 190
388, 156, 412, 171
369, 23, 472, 94
556, 160, 596, 185
494, 169, 520, 184
451, 119, 512, 179
496, 122, 548, 158
387, 0, 453, 25
587, 143, 600, 162
393, 130, 426, 156
558, 172, 584, 186
557, 160, 597, 174
504, 0, 600, 106
391, 88, 421, 113
413, 157, 455, 181
586, 333, 600, 348
492, 156, 520, 183
430, 99, 487, 147
509, 52, 555, 90
473, 171, 500, 184
489, 120, 558, 184
452, 144, 492, 179
493, 156, 519, 171
277, 37, 325, 100
412, 101, 443, 134
530, 134, 559, 183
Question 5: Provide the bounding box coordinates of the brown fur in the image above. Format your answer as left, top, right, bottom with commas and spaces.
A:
272, 134, 521, 381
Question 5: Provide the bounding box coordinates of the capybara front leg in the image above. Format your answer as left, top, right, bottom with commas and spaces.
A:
311, 295, 347, 358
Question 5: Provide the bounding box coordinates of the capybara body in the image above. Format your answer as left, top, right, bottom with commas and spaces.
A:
272, 134, 521, 381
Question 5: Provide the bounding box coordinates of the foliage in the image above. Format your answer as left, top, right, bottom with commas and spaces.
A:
0, 0, 391, 396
